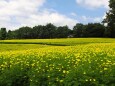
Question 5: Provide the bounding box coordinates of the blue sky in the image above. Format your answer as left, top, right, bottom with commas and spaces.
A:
0, 0, 109, 30
45, 0, 105, 16
44, 0, 108, 23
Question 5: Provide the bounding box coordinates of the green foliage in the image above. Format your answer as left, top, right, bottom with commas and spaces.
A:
0, 40, 115, 86
0, 38, 115, 46
73, 23, 84, 37
103, 0, 115, 37
1, 23, 110, 39
17, 26, 33, 39
0, 44, 48, 52
0, 38, 115, 86
83, 23, 105, 37
0, 28, 7, 40
56, 26, 71, 38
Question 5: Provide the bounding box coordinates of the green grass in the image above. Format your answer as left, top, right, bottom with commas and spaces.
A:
0, 38, 115, 52
0, 38, 115, 86
0, 38, 115, 46
0, 44, 48, 52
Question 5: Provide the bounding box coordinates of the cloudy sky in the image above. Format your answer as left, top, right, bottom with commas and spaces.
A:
0, 0, 109, 30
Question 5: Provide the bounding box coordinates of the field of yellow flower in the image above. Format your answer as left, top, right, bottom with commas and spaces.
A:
0, 38, 115, 86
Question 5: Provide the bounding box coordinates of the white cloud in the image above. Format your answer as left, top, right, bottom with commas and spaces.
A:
75, 0, 109, 23
93, 17, 102, 22
70, 12, 77, 17
18, 10, 78, 29
0, 0, 78, 30
102, 12, 107, 19
81, 15, 103, 23
76, 0, 109, 9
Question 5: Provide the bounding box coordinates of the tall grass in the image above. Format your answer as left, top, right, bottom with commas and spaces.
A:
0, 38, 115, 86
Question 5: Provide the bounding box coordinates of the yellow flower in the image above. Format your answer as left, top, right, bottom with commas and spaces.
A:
60, 80, 63, 83
104, 68, 108, 70
63, 70, 66, 73
83, 72, 86, 74
93, 79, 96, 81
85, 79, 88, 81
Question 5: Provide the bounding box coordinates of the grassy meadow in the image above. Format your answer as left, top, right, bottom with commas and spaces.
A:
0, 38, 115, 86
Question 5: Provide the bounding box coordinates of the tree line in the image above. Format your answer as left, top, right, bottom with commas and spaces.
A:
0, 23, 109, 39
0, 0, 115, 39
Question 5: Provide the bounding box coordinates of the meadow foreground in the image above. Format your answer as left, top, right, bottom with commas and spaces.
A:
0, 38, 115, 86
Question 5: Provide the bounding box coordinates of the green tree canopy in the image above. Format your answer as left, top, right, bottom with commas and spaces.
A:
73, 23, 84, 37
104, 0, 115, 37
0, 28, 7, 40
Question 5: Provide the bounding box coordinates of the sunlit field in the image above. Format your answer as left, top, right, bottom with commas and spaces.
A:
0, 38, 115, 86
0, 44, 48, 52
0, 38, 115, 45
